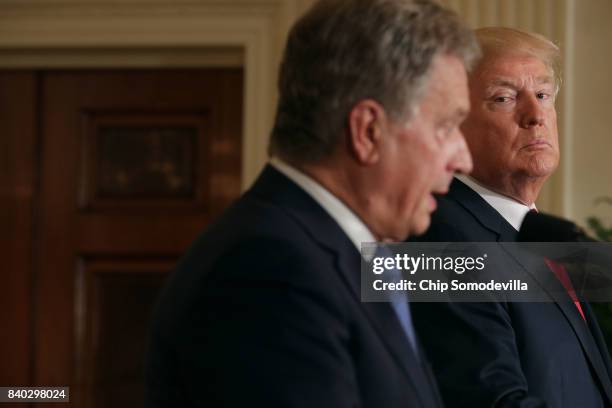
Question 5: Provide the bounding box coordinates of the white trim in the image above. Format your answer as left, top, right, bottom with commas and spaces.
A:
561, 0, 575, 218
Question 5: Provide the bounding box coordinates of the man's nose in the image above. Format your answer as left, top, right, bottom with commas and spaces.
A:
519, 94, 545, 128
447, 130, 473, 175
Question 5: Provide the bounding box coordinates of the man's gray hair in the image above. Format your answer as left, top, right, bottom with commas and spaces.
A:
268, 0, 480, 164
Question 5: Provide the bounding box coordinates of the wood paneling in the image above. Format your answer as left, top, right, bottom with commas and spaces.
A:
75, 257, 172, 408
0, 72, 38, 386
79, 112, 210, 209
0, 68, 244, 408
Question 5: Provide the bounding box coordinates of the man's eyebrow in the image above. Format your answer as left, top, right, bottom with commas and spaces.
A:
483, 79, 518, 97
485, 76, 555, 91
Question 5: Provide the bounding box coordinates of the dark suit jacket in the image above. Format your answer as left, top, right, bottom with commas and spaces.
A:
412, 178, 612, 408
145, 165, 443, 407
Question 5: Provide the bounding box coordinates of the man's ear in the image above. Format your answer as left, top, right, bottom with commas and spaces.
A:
347, 100, 387, 165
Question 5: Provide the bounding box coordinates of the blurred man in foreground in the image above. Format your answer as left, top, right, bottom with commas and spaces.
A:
413, 27, 612, 407
145, 0, 479, 406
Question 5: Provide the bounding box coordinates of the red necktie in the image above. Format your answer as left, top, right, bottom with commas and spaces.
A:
527, 209, 586, 321
544, 258, 586, 322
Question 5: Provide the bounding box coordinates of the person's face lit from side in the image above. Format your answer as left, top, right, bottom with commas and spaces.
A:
460, 55, 560, 198
378, 54, 473, 239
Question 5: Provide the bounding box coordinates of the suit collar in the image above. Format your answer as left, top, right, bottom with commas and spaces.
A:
269, 158, 376, 250
248, 166, 442, 405
455, 175, 533, 231
247, 165, 363, 256
447, 178, 518, 241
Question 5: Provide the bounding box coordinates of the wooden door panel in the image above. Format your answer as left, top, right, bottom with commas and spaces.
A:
76, 215, 209, 254
78, 111, 211, 208
74, 257, 173, 408
34, 68, 243, 408
0, 72, 38, 387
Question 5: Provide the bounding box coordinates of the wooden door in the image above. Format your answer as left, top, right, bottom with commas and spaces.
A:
0, 72, 38, 397
2, 68, 243, 408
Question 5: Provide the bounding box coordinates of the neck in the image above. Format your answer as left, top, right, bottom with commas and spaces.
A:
472, 173, 546, 206
289, 157, 384, 241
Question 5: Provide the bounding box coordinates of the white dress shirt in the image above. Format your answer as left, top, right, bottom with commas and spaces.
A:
455, 175, 536, 231
269, 158, 376, 251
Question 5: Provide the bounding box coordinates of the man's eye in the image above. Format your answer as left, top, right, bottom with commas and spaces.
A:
493, 96, 511, 103
437, 123, 458, 141
536, 92, 550, 100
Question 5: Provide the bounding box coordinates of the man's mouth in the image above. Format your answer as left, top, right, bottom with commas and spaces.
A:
522, 139, 551, 149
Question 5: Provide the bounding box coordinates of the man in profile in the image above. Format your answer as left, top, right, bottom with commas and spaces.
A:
145, 0, 479, 406
412, 27, 612, 407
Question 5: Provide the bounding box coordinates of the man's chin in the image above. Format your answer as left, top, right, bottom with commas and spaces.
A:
523, 153, 559, 178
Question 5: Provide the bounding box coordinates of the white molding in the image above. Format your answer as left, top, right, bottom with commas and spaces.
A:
0, 0, 302, 190
561, 0, 575, 218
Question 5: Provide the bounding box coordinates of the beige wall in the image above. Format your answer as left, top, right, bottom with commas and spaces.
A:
573, 0, 612, 228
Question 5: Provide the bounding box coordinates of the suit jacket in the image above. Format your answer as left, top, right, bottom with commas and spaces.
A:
412, 178, 612, 408
145, 165, 443, 407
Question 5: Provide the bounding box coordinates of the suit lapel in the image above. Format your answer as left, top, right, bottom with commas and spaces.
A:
533, 256, 612, 403
249, 166, 439, 406
335, 245, 442, 407
583, 301, 612, 381
448, 179, 612, 402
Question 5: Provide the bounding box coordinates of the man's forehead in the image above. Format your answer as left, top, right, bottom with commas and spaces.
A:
479, 52, 548, 68
474, 55, 553, 83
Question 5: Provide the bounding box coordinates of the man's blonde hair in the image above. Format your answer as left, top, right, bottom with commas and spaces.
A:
474, 27, 561, 92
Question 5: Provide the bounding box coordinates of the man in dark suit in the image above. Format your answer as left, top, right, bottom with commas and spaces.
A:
412, 27, 612, 407
145, 0, 480, 406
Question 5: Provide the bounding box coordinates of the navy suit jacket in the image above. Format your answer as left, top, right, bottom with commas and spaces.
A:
412, 178, 612, 408
145, 165, 443, 407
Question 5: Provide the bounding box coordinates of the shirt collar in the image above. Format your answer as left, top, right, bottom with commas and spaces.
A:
455, 175, 536, 231
270, 158, 376, 251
